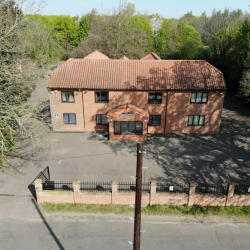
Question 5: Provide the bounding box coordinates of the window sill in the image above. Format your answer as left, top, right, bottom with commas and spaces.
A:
148, 102, 162, 104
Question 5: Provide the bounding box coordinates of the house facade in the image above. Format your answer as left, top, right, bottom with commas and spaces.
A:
47, 51, 226, 141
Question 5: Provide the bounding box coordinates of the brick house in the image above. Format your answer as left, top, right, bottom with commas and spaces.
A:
47, 51, 226, 141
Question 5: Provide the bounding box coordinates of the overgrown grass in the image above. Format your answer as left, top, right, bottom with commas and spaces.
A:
42, 203, 250, 217
0, 137, 14, 169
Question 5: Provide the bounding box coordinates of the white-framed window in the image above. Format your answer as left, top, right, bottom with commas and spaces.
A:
188, 115, 205, 126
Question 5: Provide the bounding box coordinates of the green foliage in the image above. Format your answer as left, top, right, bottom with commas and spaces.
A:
79, 16, 89, 40
238, 70, 250, 103
42, 203, 250, 217
154, 20, 203, 59
177, 21, 203, 59
73, 3, 153, 59
180, 11, 198, 26
54, 15, 80, 48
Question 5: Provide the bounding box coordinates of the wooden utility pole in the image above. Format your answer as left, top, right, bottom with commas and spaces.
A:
133, 141, 143, 250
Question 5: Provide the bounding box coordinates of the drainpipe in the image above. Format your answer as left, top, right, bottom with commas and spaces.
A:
82, 90, 86, 131
164, 91, 169, 134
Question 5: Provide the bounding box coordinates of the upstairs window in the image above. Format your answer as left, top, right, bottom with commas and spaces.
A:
63, 113, 76, 124
188, 115, 205, 126
61, 91, 74, 102
148, 92, 162, 104
95, 91, 109, 103
148, 115, 161, 126
96, 114, 108, 125
190, 92, 208, 103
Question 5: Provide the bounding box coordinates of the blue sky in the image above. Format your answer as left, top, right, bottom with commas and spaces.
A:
42, 0, 250, 18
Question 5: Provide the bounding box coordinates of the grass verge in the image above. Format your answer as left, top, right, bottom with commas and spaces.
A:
42, 203, 250, 217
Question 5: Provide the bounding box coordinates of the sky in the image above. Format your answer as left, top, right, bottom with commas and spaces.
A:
41, 0, 250, 18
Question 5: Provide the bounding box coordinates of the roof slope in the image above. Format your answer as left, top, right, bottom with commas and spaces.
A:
47, 59, 226, 91
119, 55, 130, 60
83, 50, 110, 60
141, 52, 161, 60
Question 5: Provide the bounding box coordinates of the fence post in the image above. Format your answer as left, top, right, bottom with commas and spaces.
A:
150, 181, 157, 205
111, 180, 118, 204
73, 179, 80, 204
35, 179, 43, 204
225, 183, 235, 207
187, 181, 196, 207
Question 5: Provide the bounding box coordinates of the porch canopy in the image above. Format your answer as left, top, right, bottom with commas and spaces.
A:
107, 103, 150, 141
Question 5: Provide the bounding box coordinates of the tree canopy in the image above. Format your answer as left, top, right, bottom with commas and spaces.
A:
1, 0, 250, 165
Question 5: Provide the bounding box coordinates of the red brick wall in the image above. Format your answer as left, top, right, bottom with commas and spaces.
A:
83, 90, 167, 134
35, 181, 250, 207
48, 89, 225, 135
49, 89, 85, 132
166, 91, 225, 133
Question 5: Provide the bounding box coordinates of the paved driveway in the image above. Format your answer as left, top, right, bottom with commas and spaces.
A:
0, 92, 250, 198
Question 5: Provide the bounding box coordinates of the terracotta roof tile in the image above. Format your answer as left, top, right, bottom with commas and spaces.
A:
47, 59, 226, 91
141, 52, 161, 60
119, 55, 130, 60
83, 50, 110, 60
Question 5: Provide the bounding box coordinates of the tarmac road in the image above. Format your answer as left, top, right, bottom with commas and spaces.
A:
1, 197, 250, 250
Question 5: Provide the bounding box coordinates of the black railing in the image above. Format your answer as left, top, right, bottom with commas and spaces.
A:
43, 181, 73, 191
32, 166, 50, 184
195, 184, 228, 195
80, 182, 112, 192
234, 185, 250, 195
118, 182, 150, 192
156, 183, 189, 193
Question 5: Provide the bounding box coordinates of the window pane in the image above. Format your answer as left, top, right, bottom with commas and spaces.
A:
148, 93, 154, 100
103, 92, 108, 101
121, 122, 128, 134
193, 115, 199, 125
61, 92, 67, 102
114, 122, 121, 134
148, 116, 153, 125
69, 114, 76, 124
191, 93, 196, 103
95, 92, 100, 102
102, 115, 108, 125
148, 93, 162, 103
156, 93, 162, 100
196, 92, 202, 103
199, 115, 205, 125
63, 114, 69, 124
68, 92, 74, 102
135, 122, 142, 135
188, 116, 193, 125
128, 122, 136, 134
202, 93, 208, 103
96, 115, 101, 124
153, 116, 161, 125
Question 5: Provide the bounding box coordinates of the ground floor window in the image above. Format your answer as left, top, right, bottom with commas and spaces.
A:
114, 121, 143, 135
96, 114, 108, 125
188, 115, 205, 126
63, 113, 76, 124
148, 115, 161, 126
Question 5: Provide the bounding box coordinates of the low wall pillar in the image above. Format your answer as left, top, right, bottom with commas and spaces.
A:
73, 179, 80, 204
35, 179, 43, 204
187, 181, 196, 207
150, 180, 157, 205
226, 183, 235, 206
111, 180, 118, 204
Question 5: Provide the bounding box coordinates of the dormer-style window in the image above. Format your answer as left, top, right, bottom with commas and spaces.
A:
95, 91, 109, 103
61, 91, 75, 103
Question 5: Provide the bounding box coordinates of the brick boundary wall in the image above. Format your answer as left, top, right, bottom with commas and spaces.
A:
34, 179, 250, 207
